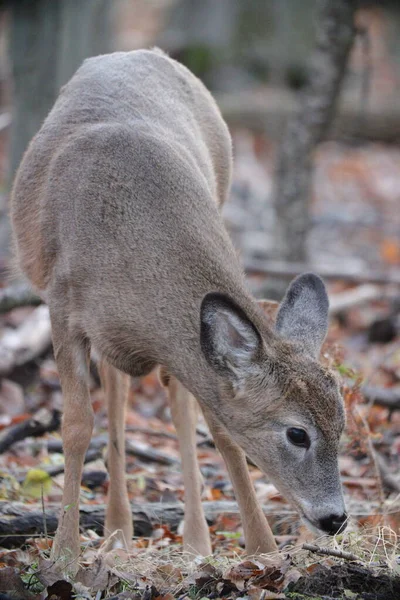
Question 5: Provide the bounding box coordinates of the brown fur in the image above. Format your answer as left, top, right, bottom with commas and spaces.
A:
10, 49, 346, 567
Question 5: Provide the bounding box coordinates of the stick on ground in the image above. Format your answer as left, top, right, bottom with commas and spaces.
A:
303, 543, 359, 562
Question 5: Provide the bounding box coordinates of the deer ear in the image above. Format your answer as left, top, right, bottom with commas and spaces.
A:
276, 273, 329, 358
200, 293, 262, 381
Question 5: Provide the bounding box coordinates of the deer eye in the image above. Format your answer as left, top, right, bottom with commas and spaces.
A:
287, 427, 310, 449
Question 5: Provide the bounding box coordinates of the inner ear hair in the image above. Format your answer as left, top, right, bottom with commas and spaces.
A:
200, 292, 262, 376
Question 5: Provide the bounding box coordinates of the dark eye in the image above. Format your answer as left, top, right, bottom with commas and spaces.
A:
287, 427, 310, 449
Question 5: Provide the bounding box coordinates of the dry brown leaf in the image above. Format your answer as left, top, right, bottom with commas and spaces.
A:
0, 566, 36, 599
75, 556, 118, 591
224, 559, 264, 591
37, 558, 65, 588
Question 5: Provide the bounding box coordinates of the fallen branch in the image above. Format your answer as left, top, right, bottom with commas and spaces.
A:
0, 500, 296, 548
329, 285, 398, 315
45, 449, 103, 479
0, 305, 52, 375
218, 90, 400, 143
125, 426, 177, 440
302, 543, 359, 562
245, 259, 400, 286
0, 409, 61, 454
45, 434, 179, 467
126, 439, 179, 465
362, 385, 400, 412
0, 282, 42, 314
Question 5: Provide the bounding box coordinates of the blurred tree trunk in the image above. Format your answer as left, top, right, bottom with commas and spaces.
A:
1, 0, 112, 261
159, 0, 316, 91
272, 0, 357, 263
9, 0, 112, 179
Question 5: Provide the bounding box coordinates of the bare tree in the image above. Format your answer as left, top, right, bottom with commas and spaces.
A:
272, 0, 357, 263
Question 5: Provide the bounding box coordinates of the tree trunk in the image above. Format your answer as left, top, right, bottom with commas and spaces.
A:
272, 0, 357, 263
9, 0, 112, 178
3, 0, 112, 259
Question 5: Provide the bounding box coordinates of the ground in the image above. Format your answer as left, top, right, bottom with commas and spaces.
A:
0, 136, 398, 598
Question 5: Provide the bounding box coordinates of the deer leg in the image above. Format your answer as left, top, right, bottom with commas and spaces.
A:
159, 368, 211, 556
50, 312, 93, 568
203, 409, 277, 555
99, 359, 133, 548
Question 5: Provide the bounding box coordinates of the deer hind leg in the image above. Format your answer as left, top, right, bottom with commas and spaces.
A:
203, 409, 277, 555
99, 359, 133, 549
50, 308, 94, 568
159, 368, 211, 556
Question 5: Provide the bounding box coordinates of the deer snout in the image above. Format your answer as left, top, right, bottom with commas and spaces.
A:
318, 512, 347, 535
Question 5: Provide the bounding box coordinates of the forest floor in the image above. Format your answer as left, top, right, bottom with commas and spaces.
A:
0, 134, 398, 599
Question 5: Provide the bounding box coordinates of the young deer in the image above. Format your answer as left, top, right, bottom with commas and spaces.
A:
11, 49, 347, 566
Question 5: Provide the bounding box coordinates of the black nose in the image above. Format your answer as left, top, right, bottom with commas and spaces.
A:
319, 512, 347, 535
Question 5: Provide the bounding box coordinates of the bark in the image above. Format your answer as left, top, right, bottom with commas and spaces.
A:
273, 0, 357, 262
0, 500, 296, 548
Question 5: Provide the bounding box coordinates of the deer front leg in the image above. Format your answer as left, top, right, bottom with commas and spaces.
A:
50, 314, 93, 569
99, 359, 133, 548
160, 368, 212, 556
203, 409, 277, 555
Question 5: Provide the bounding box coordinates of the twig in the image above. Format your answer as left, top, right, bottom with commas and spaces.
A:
41, 487, 47, 541
302, 543, 359, 561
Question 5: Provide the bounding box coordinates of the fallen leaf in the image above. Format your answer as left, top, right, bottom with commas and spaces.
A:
224, 560, 264, 591
22, 468, 52, 498
0, 566, 35, 599
76, 556, 117, 591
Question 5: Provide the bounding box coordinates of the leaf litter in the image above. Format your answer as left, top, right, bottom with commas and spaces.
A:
0, 139, 398, 598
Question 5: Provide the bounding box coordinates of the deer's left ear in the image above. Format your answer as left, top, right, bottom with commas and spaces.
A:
275, 273, 329, 358
200, 292, 262, 383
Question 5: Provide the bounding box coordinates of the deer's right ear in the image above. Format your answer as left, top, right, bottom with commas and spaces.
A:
200, 293, 262, 382
275, 273, 329, 358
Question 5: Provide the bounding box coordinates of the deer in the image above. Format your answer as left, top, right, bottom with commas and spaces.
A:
10, 48, 347, 568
